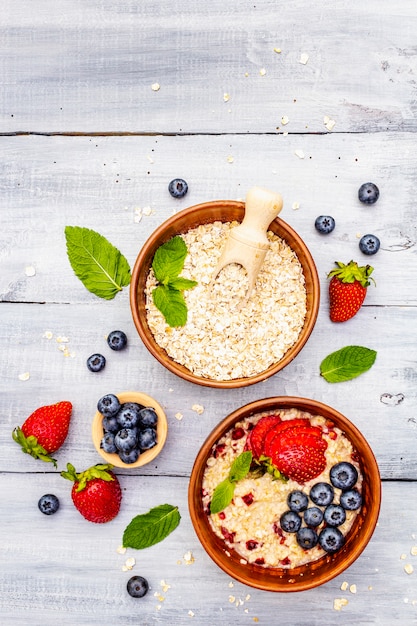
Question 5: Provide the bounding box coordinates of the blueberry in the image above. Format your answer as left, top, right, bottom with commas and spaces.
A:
296, 527, 318, 550
330, 462, 358, 490
315, 215, 335, 234
287, 490, 309, 513
168, 178, 188, 198
107, 330, 127, 351
118, 448, 140, 464
115, 428, 138, 452
137, 428, 157, 451
359, 234, 380, 255
340, 489, 363, 511
280, 510, 302, 533
38, 494, 60, 515
319, 527, 345, 553
87, 353, 106, 372
97, 394, 121, 417
102, 414, 119, 433
358, 182, 379, 204
323, 504, 346, 527
127, 575, 149, 598
303, 506, 324, 527
117, 404, 141, 429
309, 482, 334, 507
138, 407, 158, 429
100, 432, 118, 454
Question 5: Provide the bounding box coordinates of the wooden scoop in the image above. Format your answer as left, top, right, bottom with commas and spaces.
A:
214, 186, 283, 302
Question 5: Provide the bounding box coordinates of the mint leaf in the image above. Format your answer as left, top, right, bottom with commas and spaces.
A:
65, 226, 131, 300
230, 451, 252, 482
152, 236, 187, 283
152, 285, 188, 327
320, 345, 377, 383
210, 478, 236, 515
168, 277, 198, 291
122, 504, 181, 550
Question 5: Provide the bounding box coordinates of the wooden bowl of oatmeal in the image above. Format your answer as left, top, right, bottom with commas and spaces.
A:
130, 199, 319, 388
188, 397, 381, 592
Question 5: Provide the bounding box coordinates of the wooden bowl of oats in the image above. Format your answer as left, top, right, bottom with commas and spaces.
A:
130, 197, 319, 388
188, 396, 381, 592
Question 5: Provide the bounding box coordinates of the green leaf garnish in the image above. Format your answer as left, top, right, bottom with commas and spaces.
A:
122, 504, 181, 550
210, 451, 252, 515
151, 236, 197, 327
320, 345, 377, 383
65, 226, 131, 300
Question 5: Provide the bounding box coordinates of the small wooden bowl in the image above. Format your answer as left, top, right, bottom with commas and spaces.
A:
92, 391, 168, 469
130, 201, 320, 388
188, 397, 381, 592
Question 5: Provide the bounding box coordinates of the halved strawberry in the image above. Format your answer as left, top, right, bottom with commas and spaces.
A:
246, 414, 282, 458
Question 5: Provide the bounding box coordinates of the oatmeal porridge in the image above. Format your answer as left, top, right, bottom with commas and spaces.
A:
201, 408, 363, 569
144, 221, 307, 380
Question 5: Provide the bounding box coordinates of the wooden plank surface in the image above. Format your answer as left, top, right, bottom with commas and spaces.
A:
1, 1, 417, 624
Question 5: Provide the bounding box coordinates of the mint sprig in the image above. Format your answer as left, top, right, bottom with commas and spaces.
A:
210, 451, 252, 515
65, 226, 131, 300
122, 504, 181, 550
320, 345, 377, 383
151, 236, 197, 327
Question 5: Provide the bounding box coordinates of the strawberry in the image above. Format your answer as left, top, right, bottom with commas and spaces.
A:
269, 443, 327, 483
328, 260, 375, 322
61, 463, 122, 524
12, 400, 72, 467
246, 414, 282, 458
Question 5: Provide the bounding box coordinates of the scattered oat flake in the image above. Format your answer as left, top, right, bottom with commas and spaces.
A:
325, 118, 336, 131
154, 592, 165, 602
25, 265, 36, 277
147, 155, 154, 164
340, 581, 349, 591
411, 546, 417, 556
116, 545, 127, 554
228, 595, 235, 604
333, 598, 348, 611
151, 83, 160, 91
292, 201, 300, 210
245, 594, 251, 601
400, 553, 407, 560
295, 149, 305, 159
18, 372, 30, 381
350, 584, 357, 594
227, 156, 234, 163
175, 412, 183, 421
43, 331, 53, 339
191, 404, 204, 415
274, 47, 281, 53
160, 580, 171, 592
404, 564, 414, 574
281, 115, 289, 125
125, 557, 135, 570
223, 93, 230, 102
183, 551, 195, 564
253, 618, 259, 623
228, 581, 234, 588
259, 68, 266, 76
299, 53, 309, 64
188, 611, 195, 617
56, 336, 69, 343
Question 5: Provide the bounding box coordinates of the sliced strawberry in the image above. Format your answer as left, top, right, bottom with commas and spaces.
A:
263, 418, 312, 457
277, 426, 327, 453
246, 414, 282, 458
270, 444, 327, 483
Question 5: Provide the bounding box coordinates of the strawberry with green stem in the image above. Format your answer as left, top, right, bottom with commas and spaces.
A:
61, 463, 122, 523
12, 401, 72, 467
328, 260, 375, 323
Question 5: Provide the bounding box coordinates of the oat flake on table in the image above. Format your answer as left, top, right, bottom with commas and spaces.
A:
145, 221, 307, 381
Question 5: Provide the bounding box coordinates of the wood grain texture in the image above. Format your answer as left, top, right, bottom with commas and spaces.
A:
1, 0, 417, 133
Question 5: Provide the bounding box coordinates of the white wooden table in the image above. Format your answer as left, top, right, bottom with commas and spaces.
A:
1, 2, 417, 624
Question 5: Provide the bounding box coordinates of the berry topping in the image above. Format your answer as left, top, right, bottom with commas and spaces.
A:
97, 394, 121, 418
319, 526, 345, 553
340, 488, 362, 510
330, 462, 358, 490
38, 494, 60, 515
358, 182, 379, 204
359, 234, 380, 255
280, 510, 302, 533
309, 482, 334, 507
323, 504, 346, 527
107, 330, 127, 351
246, 540, 259, 550
303, 506, 324, 527
127, 575, 149, 598
245, 414, 282, 459
168, 178, 188, 198
296, 527, 318, 550
287, 490, 309, 513
231, 427, 245, 440
315, 215, 335, 234
86, 353, 106, 372
241, 493, 254, 506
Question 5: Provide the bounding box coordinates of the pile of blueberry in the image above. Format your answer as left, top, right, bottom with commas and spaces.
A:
279, 461, 362, 554
97, 393, 158, 464
87, 330, 128, 373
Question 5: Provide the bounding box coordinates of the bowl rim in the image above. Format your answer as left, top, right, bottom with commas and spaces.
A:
91, 391, 168, 469
130, 200, 320, 388
188, 396, 381, 592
